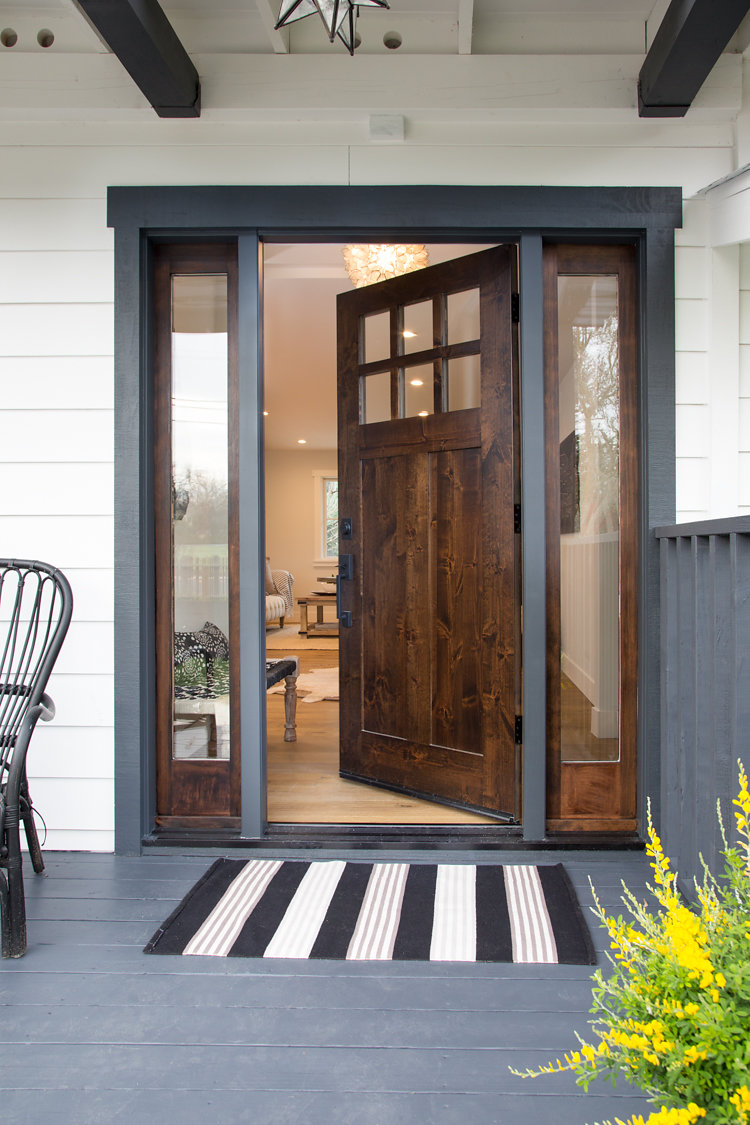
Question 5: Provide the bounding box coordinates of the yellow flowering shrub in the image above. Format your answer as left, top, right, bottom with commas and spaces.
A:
512, 762, 750, 1125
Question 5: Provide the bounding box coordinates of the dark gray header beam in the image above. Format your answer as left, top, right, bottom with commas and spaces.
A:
638, 0, 750, 118
76, 0, 200, 118
108, 184, 683, 235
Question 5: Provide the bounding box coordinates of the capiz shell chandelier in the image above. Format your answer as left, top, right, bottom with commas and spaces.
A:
275, 0, 389, 55
343, 244, 429, 288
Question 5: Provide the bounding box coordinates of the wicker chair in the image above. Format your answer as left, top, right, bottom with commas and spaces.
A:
0, 560, 72, 958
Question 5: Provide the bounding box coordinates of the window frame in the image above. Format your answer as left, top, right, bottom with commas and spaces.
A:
312, 468, 339, 566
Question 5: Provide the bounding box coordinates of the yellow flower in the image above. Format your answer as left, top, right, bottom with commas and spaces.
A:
714, 972, 726, 987
730, 1085, 750, 1123
640, 1105, 706, 1124
683, 1045, 707, 1064
659, 903, 714, 983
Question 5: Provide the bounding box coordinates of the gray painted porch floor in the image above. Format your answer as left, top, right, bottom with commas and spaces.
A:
1, 848, 654, 1125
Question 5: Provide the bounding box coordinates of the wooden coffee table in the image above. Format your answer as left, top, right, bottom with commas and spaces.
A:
297, 595, 339, 637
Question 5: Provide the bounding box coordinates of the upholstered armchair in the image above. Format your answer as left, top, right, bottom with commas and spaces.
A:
265, 561, 294, 628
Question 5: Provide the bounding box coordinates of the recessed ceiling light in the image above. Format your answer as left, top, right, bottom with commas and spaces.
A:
263, 411, 269, 416
410, 378, 424, 386
297, 438, 307, 444
418, 410, 429, 417
403, 330, 417, 338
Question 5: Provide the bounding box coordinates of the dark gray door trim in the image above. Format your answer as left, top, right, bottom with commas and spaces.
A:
108, 184, 681, 853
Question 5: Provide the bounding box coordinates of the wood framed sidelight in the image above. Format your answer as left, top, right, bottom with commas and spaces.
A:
543, 243, 638, 833
153, 242, 241, 827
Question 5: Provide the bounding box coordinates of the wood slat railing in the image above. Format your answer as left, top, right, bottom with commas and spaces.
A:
655, 516, 750, 892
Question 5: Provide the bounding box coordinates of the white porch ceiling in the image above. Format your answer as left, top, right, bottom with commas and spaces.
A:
0, 0, 703, 57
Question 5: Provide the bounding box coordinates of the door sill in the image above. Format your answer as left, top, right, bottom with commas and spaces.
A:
143, 823, 643, 851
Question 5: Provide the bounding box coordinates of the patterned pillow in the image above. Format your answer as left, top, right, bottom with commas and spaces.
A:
195, 621, 230, 660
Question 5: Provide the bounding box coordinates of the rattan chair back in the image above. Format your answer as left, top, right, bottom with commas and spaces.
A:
0, 559, 72, 957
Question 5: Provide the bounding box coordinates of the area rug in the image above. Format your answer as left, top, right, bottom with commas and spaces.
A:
144, 859, 595, 964
268, 665, 339, 703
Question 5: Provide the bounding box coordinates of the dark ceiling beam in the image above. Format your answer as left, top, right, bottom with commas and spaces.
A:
75, 0, 200, 118
638, 0, 750, 117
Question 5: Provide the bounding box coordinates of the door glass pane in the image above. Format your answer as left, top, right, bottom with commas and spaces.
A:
403, 363, 434, 418
557, 274, 620, 764
447, 288, 480, 344
363, 311, 390, 364
446, 354, 480, 411
171, 274, 231, 761
361, 370, 391, 423
401, 301, 432, 354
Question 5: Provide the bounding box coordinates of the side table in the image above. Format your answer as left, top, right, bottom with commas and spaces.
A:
297, 595, 339, 637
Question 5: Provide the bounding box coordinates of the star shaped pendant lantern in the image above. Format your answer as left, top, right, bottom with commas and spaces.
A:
275, 0, 389, 54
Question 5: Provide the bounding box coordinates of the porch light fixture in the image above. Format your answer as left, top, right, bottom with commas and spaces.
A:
275, 0, 388, 55
343, 244, 429, 288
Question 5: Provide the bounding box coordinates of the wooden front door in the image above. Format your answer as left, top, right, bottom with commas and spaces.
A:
336, 246, 520, 819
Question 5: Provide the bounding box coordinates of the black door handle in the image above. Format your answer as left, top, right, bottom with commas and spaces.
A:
337, 554, 354, 626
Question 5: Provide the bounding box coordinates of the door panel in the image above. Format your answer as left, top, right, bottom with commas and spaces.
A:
432, 446, 483, 754
337, 245, 519, 818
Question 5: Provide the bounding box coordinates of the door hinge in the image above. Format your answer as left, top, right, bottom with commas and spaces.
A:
511, 292, 520, 323
515, 715, 523, 744
514, 503, 522, 534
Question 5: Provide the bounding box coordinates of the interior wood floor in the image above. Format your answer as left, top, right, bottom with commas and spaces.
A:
266, 646, 497, 825
266, 641, 619, 822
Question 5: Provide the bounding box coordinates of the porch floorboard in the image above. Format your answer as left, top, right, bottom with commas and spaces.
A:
1, 849, 653, 1125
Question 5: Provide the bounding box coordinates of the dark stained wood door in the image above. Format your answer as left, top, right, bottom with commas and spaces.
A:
336, 246, 520, 819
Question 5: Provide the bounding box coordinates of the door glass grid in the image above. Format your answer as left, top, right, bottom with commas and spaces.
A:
360, 293, 483, 424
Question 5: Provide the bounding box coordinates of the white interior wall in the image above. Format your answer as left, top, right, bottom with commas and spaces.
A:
265, 449, 338, 616
0, 46, 746, 849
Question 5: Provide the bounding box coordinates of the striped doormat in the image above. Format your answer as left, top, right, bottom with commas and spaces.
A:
145, 859, 595, 964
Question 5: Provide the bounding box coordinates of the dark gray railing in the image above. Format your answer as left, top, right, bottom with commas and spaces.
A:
655, 516, 750, 893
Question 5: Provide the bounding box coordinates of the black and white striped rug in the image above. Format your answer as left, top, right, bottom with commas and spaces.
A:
145, 859, 595, 964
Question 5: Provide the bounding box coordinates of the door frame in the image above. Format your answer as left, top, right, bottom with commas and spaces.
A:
108, 185, 681, 853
